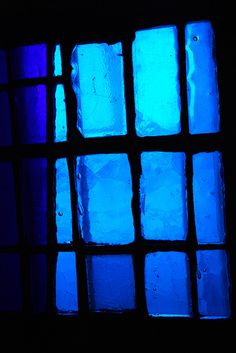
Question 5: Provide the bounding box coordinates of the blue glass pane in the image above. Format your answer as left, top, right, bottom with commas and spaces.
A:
197, 250, 231, 318
0, 91, 12, 146
71, 42, 127, 137
54, 84, 67, 142
132, 26, 181, 136
0, 253, 22, 311
13, 85, 47, 144
86, 255, 135, 312
185, 21, 220, 134
193, 152, 225, 244
140, 152, 187, 240
30, 254, 47, 313
54, 45, 62, 76
145, 252, 192, 317
0, 161, 18, 245
0, 49, 8, 83
19, 158, 47, 245
56, 252, 78, 313
10, 44, 47, 80
77, 154, 134, 244
55, 158, 72, 243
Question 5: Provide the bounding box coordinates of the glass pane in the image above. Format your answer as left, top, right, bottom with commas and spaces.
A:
13, 85, 47, 144
55, 158, 72, 243
193, 152, 225, 243
185, 21, 220, 134
0, 49, 8, 84
30, 254, 47, 313
56, 252, 78, 314
86, 255, 135, 312
145, 252, 192, 317
0, 161, 18, 245
0, 253, 22, 311
54, 45, 62, 76
54, 84, 67, 142
71, 42, 127, 137
197, 250, 231, 318
140, 152, 187, 240
19, 158, 47, 245
0, 91, 12, 146
132, 26, 181, 136
10, 44, 47, 80
77, 154, 134, 244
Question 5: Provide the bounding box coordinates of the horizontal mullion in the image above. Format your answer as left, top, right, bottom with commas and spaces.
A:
0, 75, 63, 90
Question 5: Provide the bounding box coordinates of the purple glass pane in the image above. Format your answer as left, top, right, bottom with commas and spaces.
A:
10, 44, 47, 80
13, 85, 47, 144
0, 91, 12, 146
30, 254, 47, 313
0, 50, 8, 84
19, 158, 47, 245
0, 161, 18, 245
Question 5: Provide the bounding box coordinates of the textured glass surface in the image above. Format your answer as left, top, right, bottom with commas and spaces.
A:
185, 21, 220, 134
10, 44, 47, 80
13, 85, 47, 144
55, 84, 67, 142
0, 161, 18, 245
197, 250, 231, 318
55, 158, 72, 243
145, 252, 192, 317
87, 255, 135, 312
56, 252, 78, 313
0, 253, 22, 311
30, 254, 47, 313
0, 49, 8, 83
19, 158, 47, 245
54, 45, 62, 76
0, 91, 12, 146
193, 152, 225, 243
140, 152, 187, 240
71, 42, 127, 137
77, 154, 134, 244
132, 26, 181, 136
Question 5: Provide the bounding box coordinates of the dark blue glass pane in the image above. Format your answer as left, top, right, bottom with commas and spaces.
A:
185, 21, 220, 134
56, 252, 78, 314
132, 26, 181, 136
71, 42, 127, 137
145, 252, 192, 317
54, 84, 67, 142
0, 253, 22, 311
19, 158, 47, 245
54, 45, 62, 76
55, 158, 72, 243
10, 44, 47, 80
30, 254, 47, 313
140, 152, 187, 240
86, 255, 135, 312
0, 161, 18, 245
13, 85, 47, 144
197, 250, 231, 318
0, 91, 12, 146
193, 152, 225, 244
77, 154, 134, 244
0, 49, 8, 83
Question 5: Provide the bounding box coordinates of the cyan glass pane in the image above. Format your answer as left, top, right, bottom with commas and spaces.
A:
197, 250, 231, 318
0, 253, 22, 311
132, 26, 181, 136
19, 158, 47, 245
54, 84, 67, 142
71, 42, 127, 137
86, 255, 135, 312
0, 91, 12, 146
10, 44, 47, 79
30, 254, 47, 313
54, 45, 62, 76
185, 21, 220, 134
140, 152, 187, 240
145, 252, 192, 317
0, 49, 8, 83
193, 152, 225, 244
0, 161, 18, 245
13, 85, 47, 144
76, 154, 134, 244
55, 158, 72, 243
56, 252, 78, 313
